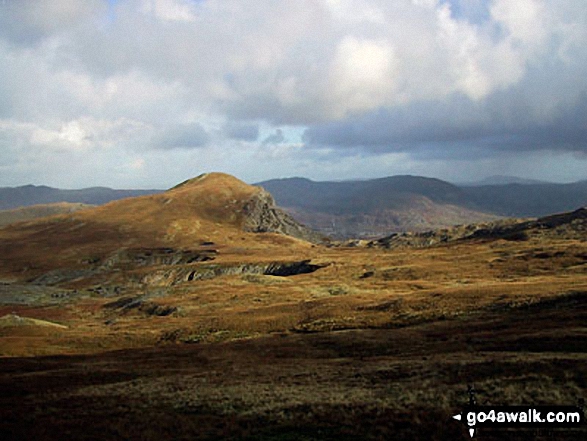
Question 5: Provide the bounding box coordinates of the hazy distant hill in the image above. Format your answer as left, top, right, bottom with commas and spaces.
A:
0, 185, 162, 210
3, 175, 586, 239
0, 202, 92, 227
458, 175, 551, 186
257, 176, 499, 238
257, 175, 587, 238
258, 176, 468, 212
462, 181, 587, 217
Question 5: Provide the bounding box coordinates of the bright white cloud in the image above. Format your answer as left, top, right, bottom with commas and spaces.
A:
328, 37, 399, 116
490, 0, 548, 47
140, 0, 198, 22
1, 117, 152, 153
0, 0, 586, 187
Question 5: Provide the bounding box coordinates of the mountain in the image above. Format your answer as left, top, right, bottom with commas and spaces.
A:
257, 175, 587, 238
257, 175, 498, 238
461, 180, 587, 217
4, 175, 587, 240
458, 175, 551, 186
2, 179, 587, 441
0, 184, 162, 210
0, 173, 321, 280
0, 202, 92, 228
259, 175, 465, 211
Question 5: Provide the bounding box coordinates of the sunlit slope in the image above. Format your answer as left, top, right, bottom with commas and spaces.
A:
0, 173, 314, 278
0, 202, 92, 228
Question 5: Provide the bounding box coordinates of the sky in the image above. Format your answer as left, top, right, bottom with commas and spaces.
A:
1, 0, 587, 189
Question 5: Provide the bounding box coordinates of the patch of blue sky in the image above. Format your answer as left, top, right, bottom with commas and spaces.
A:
104, 0, 119, 24
440, 0, 491, 25
258, 124, 306, 145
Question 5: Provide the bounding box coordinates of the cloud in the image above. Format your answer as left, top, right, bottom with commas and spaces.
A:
327, 36, 399, 116
223, 122, 259, 142
262, 129, 285, 145
1, 0, 587, 187
152, 123, 210, 150
140, 0, 199, 22
303, 89, 587, 157
0, 117, 152, 153
0, 0, 105, 46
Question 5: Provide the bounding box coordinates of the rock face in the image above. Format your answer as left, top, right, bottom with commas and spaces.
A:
242, 189, 325, 243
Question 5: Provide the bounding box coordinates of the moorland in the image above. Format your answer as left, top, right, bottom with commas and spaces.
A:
1, 173, 586, 440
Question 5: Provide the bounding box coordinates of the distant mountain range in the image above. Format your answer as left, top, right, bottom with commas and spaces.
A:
256, 176, 587, 238
457, 175, 551, 186
1, 175, 586, 239
461, 180, 587, 217
0, 202, 92, 228
0, 185, 162, 210
256, 176, 497, 237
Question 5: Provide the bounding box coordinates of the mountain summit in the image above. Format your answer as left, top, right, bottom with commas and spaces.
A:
0, 173, 320, 279
166, 173, 322, 241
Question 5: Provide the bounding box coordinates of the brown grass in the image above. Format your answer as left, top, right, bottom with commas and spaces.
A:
0, 175, 586, 439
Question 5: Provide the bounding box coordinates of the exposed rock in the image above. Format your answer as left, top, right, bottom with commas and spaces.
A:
101, 247, 217, 268
182, 260, 327, 283
263, 260, 325, 276
369, 207, 587, 249
0, 313, 68, 328
103, 297, 178, 317
242, 189, 325, 243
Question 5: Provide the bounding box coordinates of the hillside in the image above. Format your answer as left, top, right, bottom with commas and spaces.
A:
0, 173, 321, 280
461, 181, 587, 217
0, 184, 161, 210
258, 176, 498, 238
369, 207, 587, 249
257, 176, 587, 238
0, 176, 586, 440
0, 202, 92, 228
4, 175, 586, 240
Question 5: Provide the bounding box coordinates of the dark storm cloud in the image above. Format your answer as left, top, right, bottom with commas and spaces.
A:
303, 87, 587, 158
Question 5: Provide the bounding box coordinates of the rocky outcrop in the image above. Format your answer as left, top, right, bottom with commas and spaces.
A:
103, 297, 178, 317
183, 260, 327, 283
135, 260, 328, 286
101, 247, 217, 268
242, 189, 325, 243
369, 207, 587, 249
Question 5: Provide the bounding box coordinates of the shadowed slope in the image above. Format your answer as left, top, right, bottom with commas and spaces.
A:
257, 176, 499, 238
